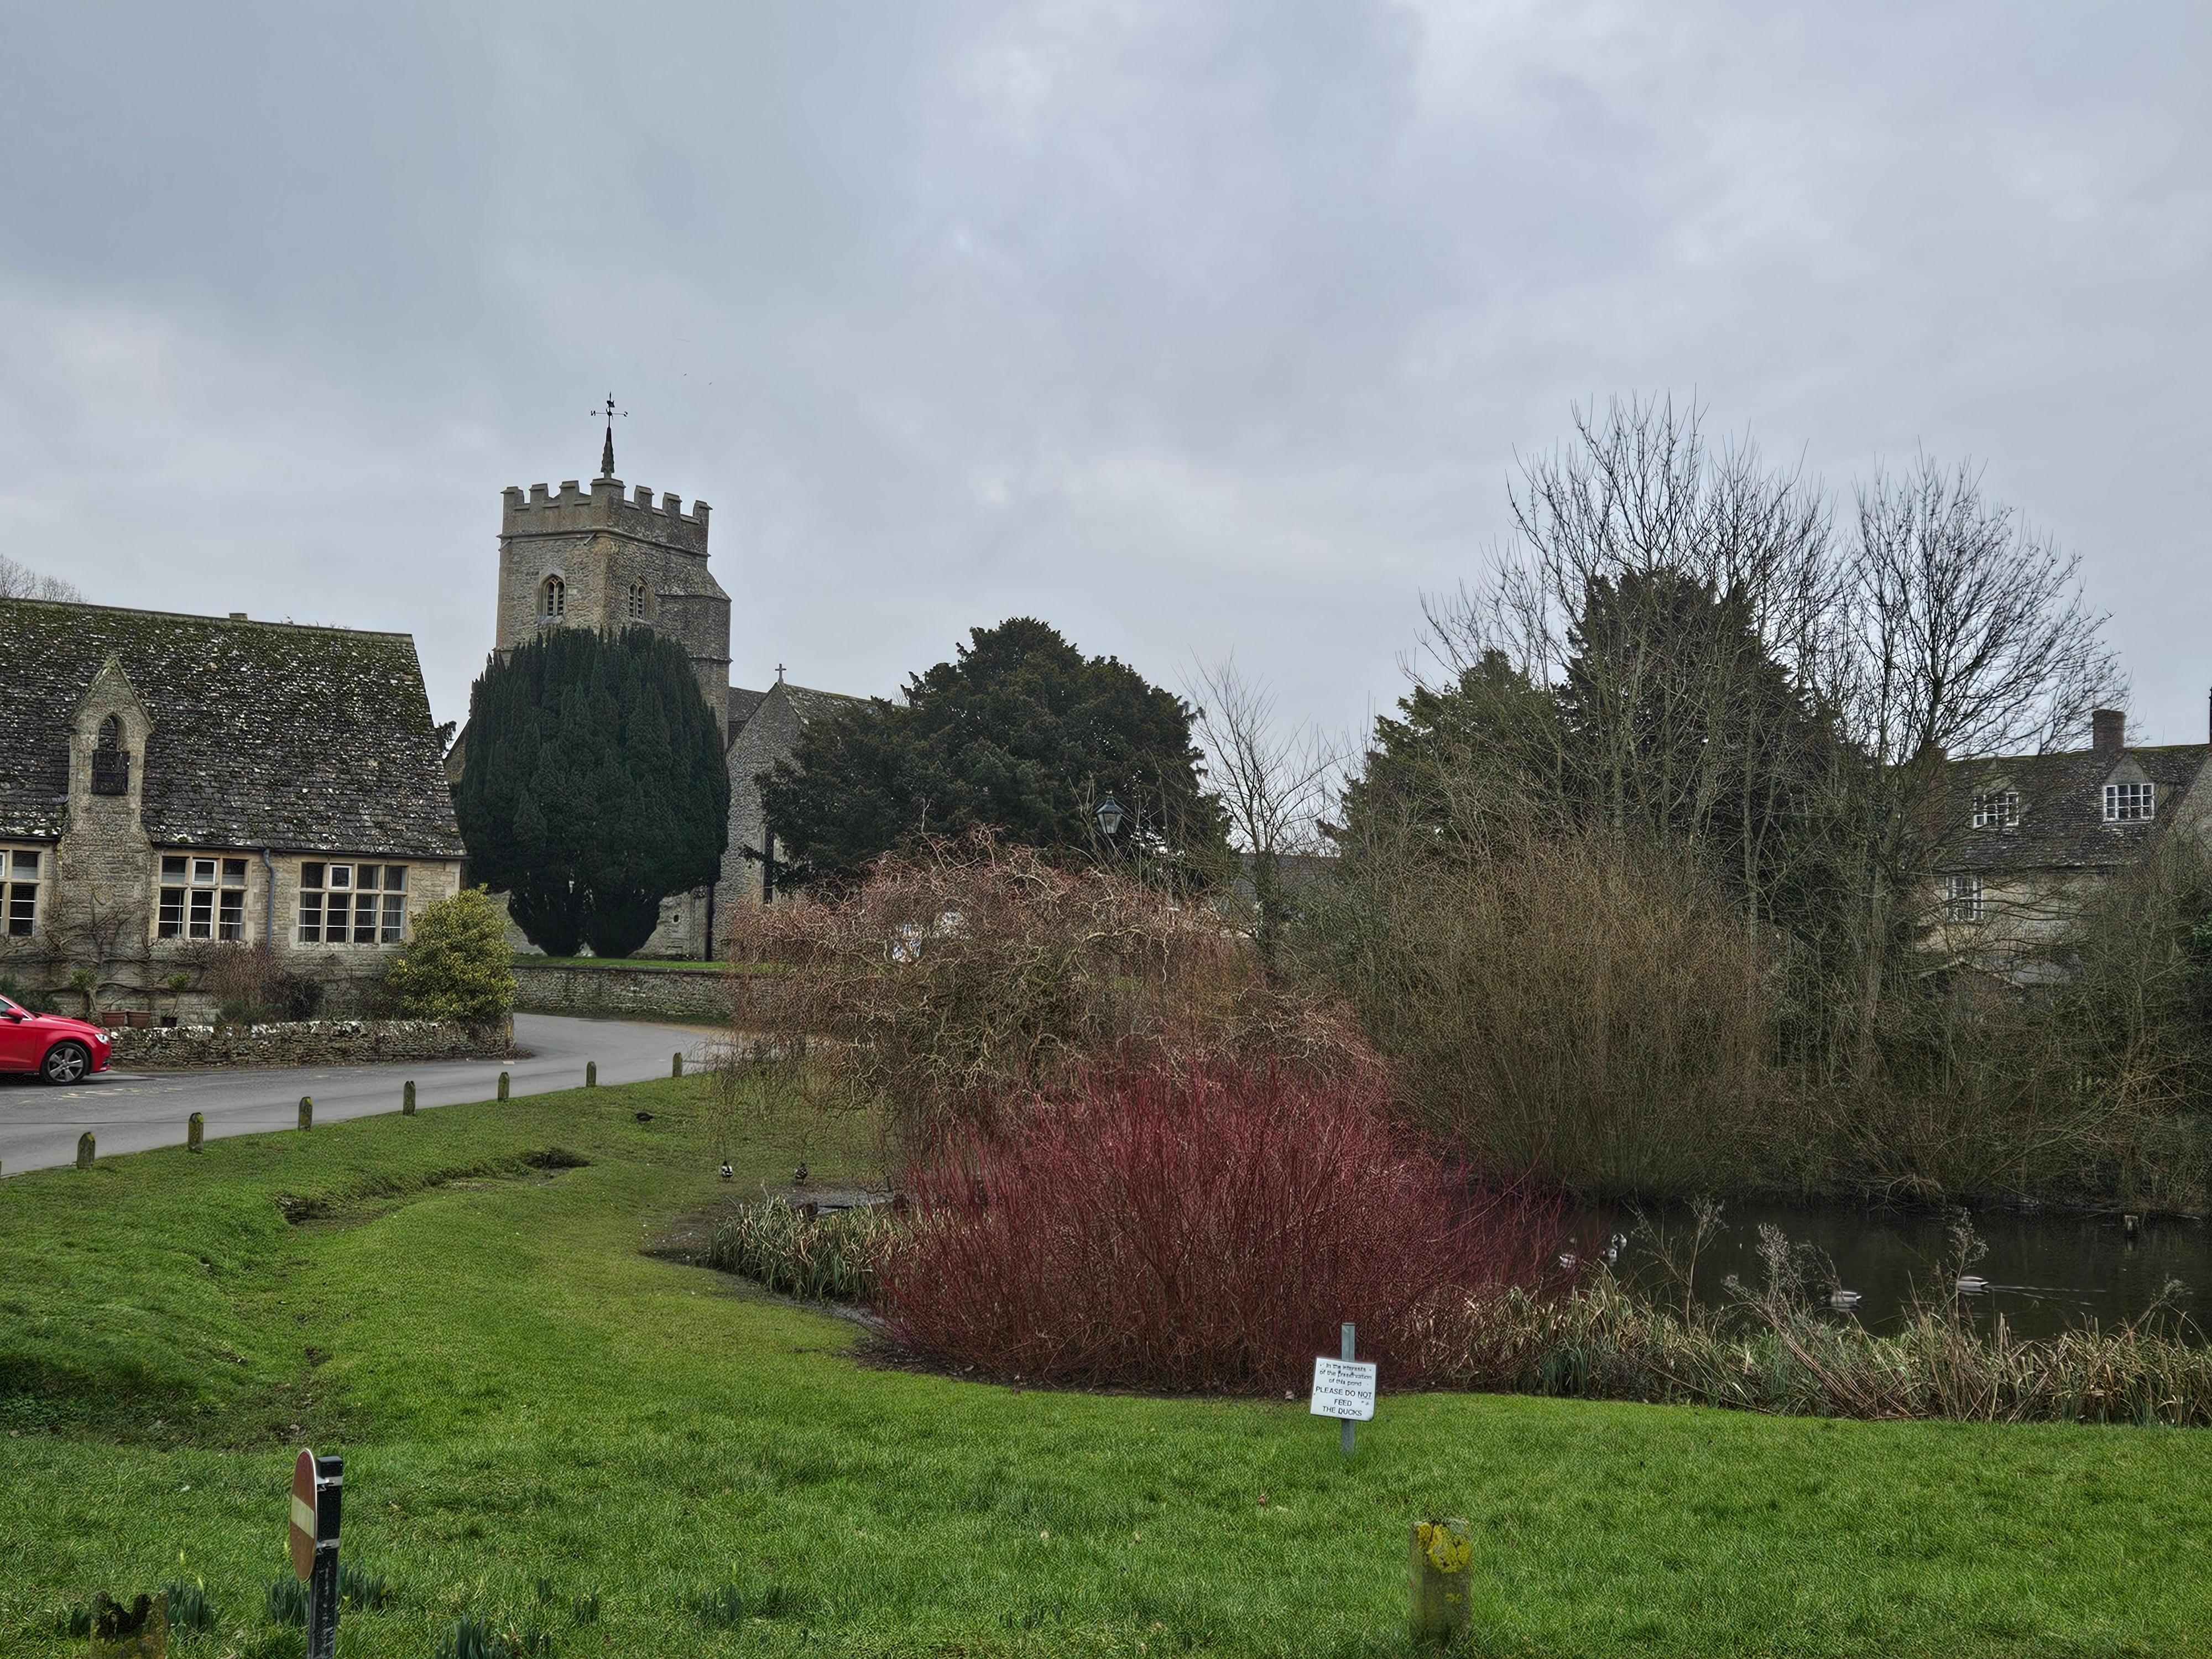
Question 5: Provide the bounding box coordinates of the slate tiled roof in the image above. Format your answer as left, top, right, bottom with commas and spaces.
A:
726, 685, 767, 742
0, 599, 464, 857
1937, 744, 2209, 875
782, 682, 866, 722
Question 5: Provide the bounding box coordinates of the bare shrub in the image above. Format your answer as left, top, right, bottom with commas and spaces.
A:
878, 1063, 1569, 1392
721, 832, 1375, 1154
185, 941, 324, 1023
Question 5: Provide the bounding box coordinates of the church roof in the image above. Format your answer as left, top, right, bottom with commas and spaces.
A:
727, 685, 768, 738
1935, 743, 2210, 875
727, 680, 865, 749
0, 598, 464, 857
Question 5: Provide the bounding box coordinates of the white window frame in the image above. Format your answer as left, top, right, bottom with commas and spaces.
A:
1943, 873, 1985, 924
298, 862, 409, 946
1971, 790, 2020, 830
158, 855, 248, 941
3, 846, 43, 937
2103, 781, 2154, 823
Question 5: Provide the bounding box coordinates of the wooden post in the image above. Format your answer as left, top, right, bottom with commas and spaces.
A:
1409, 1519, 1473, 1645
187, 1111, 204, 1152
671, 1051, 684, 1078
497, 1071, 510, 1102
586, 1061, 597, 1088
298, 1096, 312, 1131
76, 1132, 95, 1170
403, 1081, 416, 1116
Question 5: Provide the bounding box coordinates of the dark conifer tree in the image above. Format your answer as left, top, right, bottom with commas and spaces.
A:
760, 618, 1227, 885
457, 627, 729, 957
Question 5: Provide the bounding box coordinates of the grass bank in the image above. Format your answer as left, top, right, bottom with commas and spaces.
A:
5, 1082, 2212, 1656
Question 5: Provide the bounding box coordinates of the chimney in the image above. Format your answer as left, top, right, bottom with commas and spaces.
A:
2092, 708, 2125, 754
228, 611, 248, 622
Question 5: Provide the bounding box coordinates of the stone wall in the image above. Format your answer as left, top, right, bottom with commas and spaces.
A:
110, 1018, 515, 1071
511, 962, 745, 1023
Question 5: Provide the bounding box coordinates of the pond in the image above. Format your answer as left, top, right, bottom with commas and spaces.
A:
1573, 1200, 2209, 1340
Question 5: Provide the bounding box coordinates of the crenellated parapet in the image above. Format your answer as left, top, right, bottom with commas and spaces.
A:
500, 476, 711, 554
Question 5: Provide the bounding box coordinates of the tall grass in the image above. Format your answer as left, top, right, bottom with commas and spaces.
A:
703, 1197, 899, 1303
1301, 825, 1778, 1194
1422, 1219, 2212, 1426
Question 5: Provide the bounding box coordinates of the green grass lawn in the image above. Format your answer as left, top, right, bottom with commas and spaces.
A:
4, 1082, 2210, 1658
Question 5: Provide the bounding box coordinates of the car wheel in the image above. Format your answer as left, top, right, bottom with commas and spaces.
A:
39, 1041, 91, 1086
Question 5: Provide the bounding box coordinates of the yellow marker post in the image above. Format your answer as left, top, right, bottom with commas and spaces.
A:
1410, 1518, 1472, 1643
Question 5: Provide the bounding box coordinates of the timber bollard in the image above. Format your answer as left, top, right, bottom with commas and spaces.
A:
1410, 1519, 1473, 1645
187, 1111, 204, 1152
298, 1096, 312, 1131
586, 1061, 597, 1088
403, 1080, 416, 1115
497, 1071, 510, 1102
672, 1051, 684, 1078
76, 1132, 95, 1170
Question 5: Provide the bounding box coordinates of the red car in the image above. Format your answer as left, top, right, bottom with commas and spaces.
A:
0, 995, 111, 1084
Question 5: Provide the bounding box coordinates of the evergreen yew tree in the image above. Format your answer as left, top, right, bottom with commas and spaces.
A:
457, 627, 729, 958
760, 618, 1226, 885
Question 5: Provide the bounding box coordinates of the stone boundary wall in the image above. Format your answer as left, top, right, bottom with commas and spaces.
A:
111, 1018, 516, 1071
512, 963, 747, 1023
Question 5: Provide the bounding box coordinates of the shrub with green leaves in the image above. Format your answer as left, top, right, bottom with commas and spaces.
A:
382, 888, 517, 1026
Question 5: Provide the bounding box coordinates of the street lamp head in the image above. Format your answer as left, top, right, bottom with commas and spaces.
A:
1095, 795, 1126, 837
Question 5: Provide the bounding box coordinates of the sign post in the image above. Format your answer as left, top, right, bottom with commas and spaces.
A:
1311, 1322, 1376, 1457
290, 1448, 343, 1659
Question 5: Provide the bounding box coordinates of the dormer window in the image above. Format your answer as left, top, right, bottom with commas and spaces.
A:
2103, 781, 2154, 823
540, 575, 566, 622
91, 714, 129, 796
1971, 790, 2019, 830
627, 580, 649, 621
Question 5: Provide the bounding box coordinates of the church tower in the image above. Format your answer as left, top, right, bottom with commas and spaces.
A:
493, 426, 732, 729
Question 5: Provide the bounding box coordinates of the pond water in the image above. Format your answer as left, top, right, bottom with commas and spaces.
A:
1568, 1201, 2211, 1340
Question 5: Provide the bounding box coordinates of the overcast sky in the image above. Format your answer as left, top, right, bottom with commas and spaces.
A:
3, 2, 2208, 751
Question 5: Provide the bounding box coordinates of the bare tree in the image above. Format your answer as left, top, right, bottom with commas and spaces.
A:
0, 555, 83, 602
1846, 453, 2122, 767
1421, 396, 1851, 933
1189, 657, 1341, 974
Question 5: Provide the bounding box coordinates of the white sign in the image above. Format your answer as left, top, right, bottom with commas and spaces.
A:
1310, 1357, 1377, 1421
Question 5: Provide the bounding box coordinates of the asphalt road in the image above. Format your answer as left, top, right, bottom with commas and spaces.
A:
0, 1014, 716, 1177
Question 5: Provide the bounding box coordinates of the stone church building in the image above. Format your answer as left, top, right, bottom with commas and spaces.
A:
449, 438, 859, 957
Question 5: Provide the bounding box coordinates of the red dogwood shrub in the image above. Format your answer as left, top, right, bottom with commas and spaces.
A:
878, 1065, 1564, 1393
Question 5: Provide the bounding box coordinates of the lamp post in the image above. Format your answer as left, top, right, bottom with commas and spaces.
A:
1095, 795, 1125, 839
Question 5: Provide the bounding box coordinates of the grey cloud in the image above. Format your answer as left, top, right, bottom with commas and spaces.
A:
2, 1, 2207, 750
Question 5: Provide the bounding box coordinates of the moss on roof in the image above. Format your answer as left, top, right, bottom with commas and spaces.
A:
0, 598, 463, 857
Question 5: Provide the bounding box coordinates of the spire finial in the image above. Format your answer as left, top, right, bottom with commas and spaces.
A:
776, 662, 786, 684
591, 394, 627, 478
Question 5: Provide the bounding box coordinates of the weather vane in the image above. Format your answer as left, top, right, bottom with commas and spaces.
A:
590, 394, 627, 478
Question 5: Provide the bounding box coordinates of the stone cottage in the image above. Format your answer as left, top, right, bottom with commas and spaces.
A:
0, 598, 464, 1020
447, 441, 862, 957
1932, 707, 2212, 980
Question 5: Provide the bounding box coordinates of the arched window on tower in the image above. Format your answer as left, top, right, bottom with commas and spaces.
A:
628, 580, 649, 621
91, 714, 129, 796
540, 575, 565, 622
